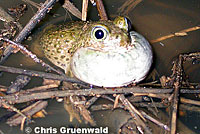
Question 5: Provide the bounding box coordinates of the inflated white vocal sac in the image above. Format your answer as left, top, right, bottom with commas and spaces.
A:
71, 31, 153, 87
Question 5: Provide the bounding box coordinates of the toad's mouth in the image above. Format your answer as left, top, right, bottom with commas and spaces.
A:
70, 31, 153, 87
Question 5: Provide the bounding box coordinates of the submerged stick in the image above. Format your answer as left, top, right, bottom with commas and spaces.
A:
117, 0, 143, 15
85, 96, 99, 109
1, 88, 172, 104
150, 25, 200, 44
22, 0, 41, 9
7, 75, 31, 94
1, 38, 64, 75
141, 111, 170, 131
19, 84, 59, 94
180, 97, 200, 106
0, 65, 84, 84
119, 94, 152, 134
0, 98, 31, 124
0, 0, 57, 63
6, 101, 47, 126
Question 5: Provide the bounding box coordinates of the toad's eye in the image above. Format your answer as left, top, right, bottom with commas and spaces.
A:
95, 29, 104, 39
92, 26, 108, 41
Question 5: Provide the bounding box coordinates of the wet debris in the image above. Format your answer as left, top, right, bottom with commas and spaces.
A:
7, 75, 31, 94
8, 4, 27, 21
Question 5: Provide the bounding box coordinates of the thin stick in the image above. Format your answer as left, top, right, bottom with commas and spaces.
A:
0, 0, 57, 63
1, 87, 174, 104
133, 93, 171, 99
150, 25, 200, 44
141, 111, 170, 131
0, 98, 31, 122
63, 0, 82, 19
20, 117, 26, 131
85, 96, 99, 109
180, 97, 200, 106
0, 65, 84, 84
1, 38, 64, 75
1, 65, 200, 95
7, 75, 31, 94
119, 94, 152, 134
82, 0, 88, 21
22, 0, 41, 9
20, 84, 59, 94
124, 0, 143, 15
6, 101, 47, 126
170, 55, 183, 134
95, 0, 108, 20
117, 0, 142, 15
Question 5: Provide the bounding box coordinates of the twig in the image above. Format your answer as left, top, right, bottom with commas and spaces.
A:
133, 93, 171, 99
1, 38, 65, 75
141, 111, 170, 131
85, 96, 99, 109
7, 75, 31, 94
180, 97, 200, 106
150, 97, 159, 113
101, 95, 168, 108
168, 52, 200, 133
0, 98, 31, 124
1, 64, 200, 95
170, 55, 183, 134
90, 102, 168, 111
117, 0, 143, 15
22, 0, 41, 9
1, 87, 173, 104
90, 104, 124, 111
120, 95, 146, 121
0, 65, 85, 85
180, 104, 200, 113
113, 94, 120, 109
0, 0, 57, 64
63, 0, 82, 19
6, 101, 47, 126
82, 0, 88, 21
95, 0, 108, 20
125, 0, 143, 15
119, 95, 152, 134
20, 84, 59, 94
150, 25, 200, 44
20, 117, 26, 131
71, 96, 96, 126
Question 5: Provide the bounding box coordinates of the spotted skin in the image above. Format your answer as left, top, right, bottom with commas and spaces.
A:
40, 19, 130, 74
40, 17, 152, 87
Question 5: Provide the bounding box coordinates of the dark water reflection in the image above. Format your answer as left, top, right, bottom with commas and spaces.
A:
0, 0, 200, 133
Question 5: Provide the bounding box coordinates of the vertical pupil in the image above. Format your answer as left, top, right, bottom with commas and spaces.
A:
95, 29, 104, 39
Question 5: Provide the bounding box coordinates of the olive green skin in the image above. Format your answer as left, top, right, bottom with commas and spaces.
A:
40, 18, 153, 87
40, 20, 130, 75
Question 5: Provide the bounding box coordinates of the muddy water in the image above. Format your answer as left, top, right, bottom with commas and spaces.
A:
0, 0, 200, 134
